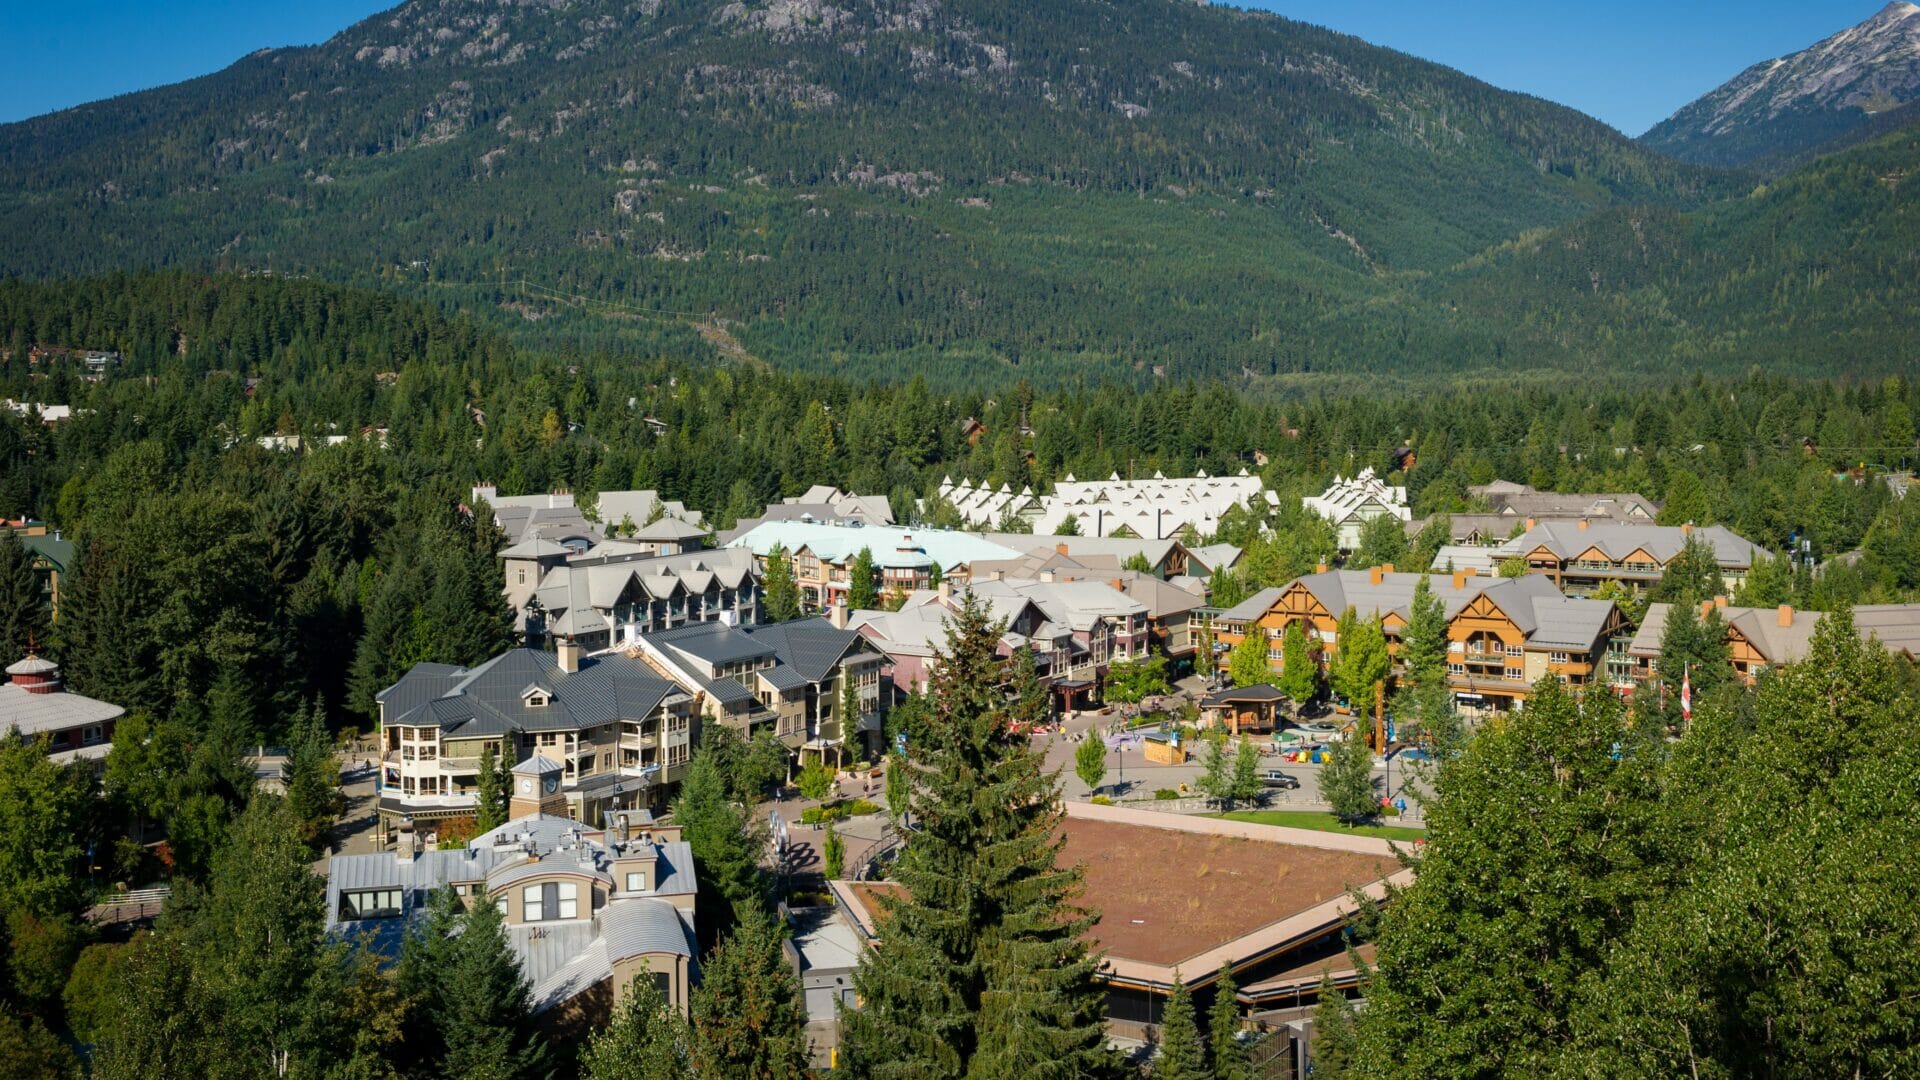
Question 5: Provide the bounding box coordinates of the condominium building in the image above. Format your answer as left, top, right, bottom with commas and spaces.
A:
1491, 521, 1771, 596
1621, 599, 1920, 688
1302, 468, 1411, 550
1209, 566, 1625, 716
508, 546, 762, 647
933, 470, 1273, 539
327, 799, 700, 1032
727, 523, 1031, 609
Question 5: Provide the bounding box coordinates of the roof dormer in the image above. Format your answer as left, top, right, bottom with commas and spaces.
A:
521, 684, 552, 708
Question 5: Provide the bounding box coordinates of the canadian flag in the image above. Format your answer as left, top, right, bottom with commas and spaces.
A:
1680, 663, 1692, 720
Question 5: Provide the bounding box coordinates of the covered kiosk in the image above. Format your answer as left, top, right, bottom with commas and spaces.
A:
1200, 684, 1289, 735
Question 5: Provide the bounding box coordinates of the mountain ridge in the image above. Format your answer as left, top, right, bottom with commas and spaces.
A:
1643, 2, 1920, 169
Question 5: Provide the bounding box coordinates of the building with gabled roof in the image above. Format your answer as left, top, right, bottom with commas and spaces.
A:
1209, 567, 1626, 718
1623, 599, 1920, 688
511, 547, 762, 648
1492, 521, 1771, 596
375, 643, 696, 829
933, 470, 1273, 539
1302, 468, 1411, 550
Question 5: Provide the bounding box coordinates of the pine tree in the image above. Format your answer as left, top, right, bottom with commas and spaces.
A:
673, 743, 766, 942
1153, 976, 1207, 1080
762, 545, 801, 622
1209, 964, 1250, 1080
282, 695, 340, 851
437, 896, 549, 1080
0, 531, 48, 664
55, 536, 156, 711
848, 547, 879, 610
690, 911, 812, 1080
841, 594, 1113, 1079
1311, 979, 1361, 1079
585, 969, 690, 1080
474, 742, 508, 835
1400, 575, 1447, 690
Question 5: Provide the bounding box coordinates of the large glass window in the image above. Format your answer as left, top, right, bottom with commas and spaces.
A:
340, 888, 403, 920
522, 881, 580, 922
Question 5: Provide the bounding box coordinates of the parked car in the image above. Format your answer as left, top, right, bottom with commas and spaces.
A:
1261, 769, 1301, 789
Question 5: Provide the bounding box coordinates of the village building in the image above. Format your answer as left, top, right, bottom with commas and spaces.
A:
326, 801, 700, 1036
1301, 468, 1411, 550
0, 652, 120, 767
508, 546, 762, 648
1488, 521, 1771, 596
1208, 567, 1626, 718
1622, 599, 1920, 686
472, 486, 704, 553
933, 470, 1273, 539
726, 522, 1031, 609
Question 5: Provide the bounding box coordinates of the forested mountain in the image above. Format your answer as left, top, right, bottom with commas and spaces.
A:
1642, 2, 1920, 170
0, 0, 1736, 384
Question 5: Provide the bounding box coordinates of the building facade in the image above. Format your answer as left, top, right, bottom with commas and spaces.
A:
1492, 521, 1770, 596
1302, 468, 1411, 550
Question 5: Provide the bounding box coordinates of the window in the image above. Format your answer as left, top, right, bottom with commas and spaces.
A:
340, 889, 403, 920
1550, 651, 1570, 664
82, 724, 104, 745
517, 568, 527, 585
627, 871, 647, 893
1505, 667, 1524, 680
526, 691, 549, 708
1447, 663, 1465, 675
522, 881, 580, 922
1505, 644, 1523, 657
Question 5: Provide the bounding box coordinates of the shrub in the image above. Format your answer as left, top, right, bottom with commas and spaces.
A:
844, 799, 881, 817
1155, 788, 1181, 800
1090, 795, 1114, 806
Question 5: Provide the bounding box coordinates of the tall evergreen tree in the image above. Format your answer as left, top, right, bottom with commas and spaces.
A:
1310, 980, 1361, 1080
841, 595, 1113, 1079
436, 896, 549, 1080
847, 546, 879, 610
690, 911, 811, 1080
55, 536, 156, 711
762, 545, 801, 622
1209, 964, 1250, 1080
584, 971, 690, 1080
1399, 575, 1448, 690
672, 743, 765, 943
281, 696, 340, 851
1153, 977, 1206, 1080
474, 743, 508, 835
0, 531, 48, 664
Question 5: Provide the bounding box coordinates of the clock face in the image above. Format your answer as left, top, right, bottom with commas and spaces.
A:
543, 774, 560, 795
519, 778, 533, 795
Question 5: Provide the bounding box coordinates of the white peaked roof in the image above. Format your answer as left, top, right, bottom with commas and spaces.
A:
1302, 467, 1411, 526
932, 471, 1269, 540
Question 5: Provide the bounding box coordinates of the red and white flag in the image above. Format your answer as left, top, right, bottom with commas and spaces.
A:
1680, 663, 1692, 720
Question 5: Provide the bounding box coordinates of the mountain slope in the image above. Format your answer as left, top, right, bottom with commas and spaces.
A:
1643, 2, 1920, 170
1367, 117, 1920, 379
0, 0, 1733, 384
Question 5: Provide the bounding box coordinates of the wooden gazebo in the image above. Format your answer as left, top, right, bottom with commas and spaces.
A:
1200, 684, 1290, 735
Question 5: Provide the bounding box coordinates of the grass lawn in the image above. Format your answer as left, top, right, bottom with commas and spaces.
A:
1211, 809, 1427, 842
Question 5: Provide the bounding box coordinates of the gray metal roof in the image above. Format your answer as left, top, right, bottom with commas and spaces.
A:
381, 650, 678, 740
757, 663, 809, 692
601, 897, 698, 962
744, 618, 862, 683
651, 621, 778, 666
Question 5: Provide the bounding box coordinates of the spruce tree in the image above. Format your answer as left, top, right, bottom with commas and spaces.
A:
823, 819, 845, 880
1209, 964, 1250, 1080
690, 911, 811, 1080
842, 595, 1113, 1079
1311, 979, 1361, 1079
437, 896, 548, 1080
1153, 977, 1206, 1080
673, 743, 766, 942
1400, 575, 1447, 690
848, 546, 879, 610
0, 531, 48, 664
474, 742, 508, 835
762, 545, 801, 622
282, 696, 340, 851
585, 971, 690, 1080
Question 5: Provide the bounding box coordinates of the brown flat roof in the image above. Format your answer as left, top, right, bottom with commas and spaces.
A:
1061, 817, 1394, 967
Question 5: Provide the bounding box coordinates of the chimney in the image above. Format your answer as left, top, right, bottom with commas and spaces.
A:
557, 639, 581, 674
829, 599, 848, 629
1699, 599, 1714, 619
1382, 563, 1394, 575
937, 580, 952, 603
1681, 523, 1694, 535
1714, 595, 1728, 609
1315, 562, 1328, 574
1451, 568, 1473, 590
1525, 517, 1536, 530
1369, 566, 1386, 586
1777, 604, 1794, 628
1056, 543, 1070, 556
1577, 518, 1589, 531
1110, 578, 1125, 592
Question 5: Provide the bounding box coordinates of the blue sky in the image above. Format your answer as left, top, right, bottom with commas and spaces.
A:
0, 1, 1882, 134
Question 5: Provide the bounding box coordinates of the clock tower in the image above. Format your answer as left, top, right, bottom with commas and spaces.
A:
508, 754, 567, 820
